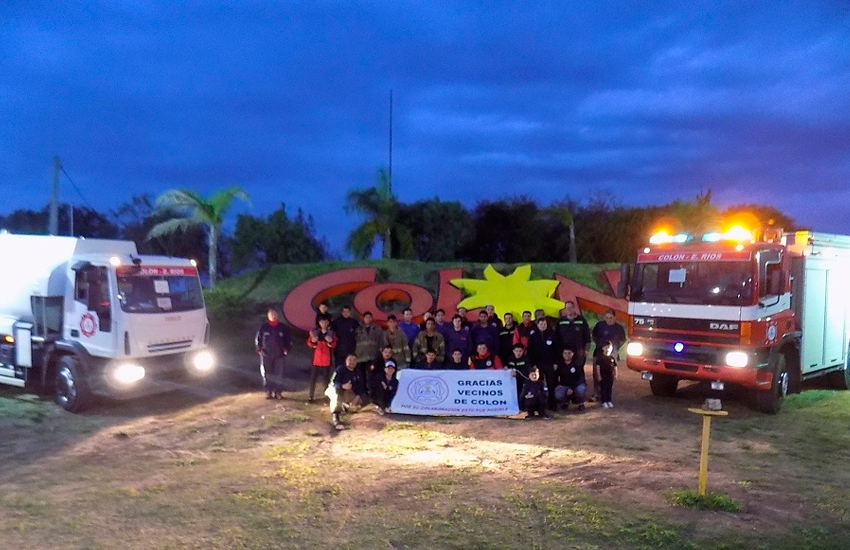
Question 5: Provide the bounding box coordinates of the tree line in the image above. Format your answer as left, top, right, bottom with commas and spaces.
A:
0, 171, 795, 288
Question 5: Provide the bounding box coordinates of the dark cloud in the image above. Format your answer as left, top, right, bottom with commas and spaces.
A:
1, 1, 848, 249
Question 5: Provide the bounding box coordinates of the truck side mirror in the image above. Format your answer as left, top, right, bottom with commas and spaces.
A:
765, 264, 782, 295
616, 263, 631, 299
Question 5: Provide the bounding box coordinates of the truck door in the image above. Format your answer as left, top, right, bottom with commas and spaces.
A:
66, 264, 116, 358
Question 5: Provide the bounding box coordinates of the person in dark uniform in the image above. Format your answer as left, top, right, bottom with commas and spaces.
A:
591, 309, 626, 401
470, 310, 500, 358
331, 305, 359, 366
415, 349, 442, 370
329, 354, 368, 430
520, 367, 549, 419
557, 301, 591, 368
527, 317, 560, 411
498, 312, 519, 365
368, 345, 396, 398
374, 360, 398, 414
505, 343, 530, 405
255, 309, 293, 399
446, 349, 467, 370
594, 341, 619, 409
554, 346, 587, 412
315, 301, 332, 328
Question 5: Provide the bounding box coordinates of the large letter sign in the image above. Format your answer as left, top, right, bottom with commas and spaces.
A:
282, 265, 627, 332
391, 369, 519, 417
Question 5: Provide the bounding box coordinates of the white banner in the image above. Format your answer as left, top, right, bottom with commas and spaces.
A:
391, 369, 519, 417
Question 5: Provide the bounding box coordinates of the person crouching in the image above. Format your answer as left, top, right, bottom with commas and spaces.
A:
520, 367, 549, 419
374, 360, 399, 415
327, 354, 367, 430
554, 346, 587, 412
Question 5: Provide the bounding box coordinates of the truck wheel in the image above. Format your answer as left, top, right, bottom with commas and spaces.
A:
833, 366, 850, 390
649, 374, 678, 397
832, 345, 850, 390
757, 353, 787, 414
56, 356, 92, 413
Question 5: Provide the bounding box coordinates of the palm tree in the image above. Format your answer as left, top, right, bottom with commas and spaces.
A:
147, 186, 250, 289
345, 168, 413, 259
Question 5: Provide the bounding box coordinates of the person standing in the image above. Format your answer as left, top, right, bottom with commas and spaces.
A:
413, 317, 446, 363
398, 308, 420, 348
434, 309, 452, 340
594, 341, 619, 409
591, 309, 627, 401
498, 312, 519, 365
381, 314, 411, 368
527, 317, 560, 411
332, 305, 359, 366
485, 304, 503, 330
515, 310, 536, 349
470, 310, 500, 359
355, 311, 384, 379
445, 314, 473, 365
315, 301, 332, 328
255, 309, 293, 399
557, 300, 591, 374
306, 317, 337, 402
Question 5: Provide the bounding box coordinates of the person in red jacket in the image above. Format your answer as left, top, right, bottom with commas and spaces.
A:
307, 317, 337, 402
468, 342, 503, 370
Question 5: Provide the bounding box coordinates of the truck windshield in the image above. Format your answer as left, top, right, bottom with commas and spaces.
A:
117, 274, 204, 313
630, 261, 754, 306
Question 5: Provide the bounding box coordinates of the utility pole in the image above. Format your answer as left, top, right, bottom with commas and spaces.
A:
388, 89, 393, 194
49, 156, 60, 235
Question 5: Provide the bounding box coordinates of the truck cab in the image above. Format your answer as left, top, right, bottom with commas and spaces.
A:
0, 234, 215, 412
625, 227, 850, 413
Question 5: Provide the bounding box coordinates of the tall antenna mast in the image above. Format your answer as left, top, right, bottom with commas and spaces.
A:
388, 89, 393, 194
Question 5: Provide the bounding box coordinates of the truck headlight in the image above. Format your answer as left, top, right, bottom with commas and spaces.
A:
626, 342, 643, 357
725, 351, 749, 368
114, 363, 145, 384
192, 350, 215, 373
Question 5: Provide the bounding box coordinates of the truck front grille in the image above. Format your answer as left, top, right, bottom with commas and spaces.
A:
147, 340, 193, 353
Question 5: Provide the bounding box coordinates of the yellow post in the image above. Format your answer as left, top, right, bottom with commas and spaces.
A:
688, 408, 728, 496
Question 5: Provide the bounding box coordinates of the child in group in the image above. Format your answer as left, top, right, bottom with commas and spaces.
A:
374, 360, 399, 415
520, 367, 549, 419
594, 340, 618, 408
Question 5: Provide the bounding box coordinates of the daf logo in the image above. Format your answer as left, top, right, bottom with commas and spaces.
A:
709, 322, 739, 331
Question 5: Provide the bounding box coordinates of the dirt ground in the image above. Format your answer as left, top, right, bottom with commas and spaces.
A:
1, 347, 848, 549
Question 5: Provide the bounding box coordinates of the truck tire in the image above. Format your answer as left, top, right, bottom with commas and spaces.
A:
55, 356, 92, 413
649, 374, 678, 397
833, 366, 850, 390
757, 353, 788, 414
832, 345, 850, 390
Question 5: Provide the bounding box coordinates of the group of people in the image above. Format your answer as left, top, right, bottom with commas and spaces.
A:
255, 302, 627, 429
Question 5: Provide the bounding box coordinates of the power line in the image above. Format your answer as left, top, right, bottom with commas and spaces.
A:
59, 164, 96, 211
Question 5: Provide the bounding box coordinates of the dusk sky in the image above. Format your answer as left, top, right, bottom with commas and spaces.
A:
3, 1, 849, 255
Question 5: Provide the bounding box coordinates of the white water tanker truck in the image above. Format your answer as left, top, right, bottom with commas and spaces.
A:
0, 233, 215, 412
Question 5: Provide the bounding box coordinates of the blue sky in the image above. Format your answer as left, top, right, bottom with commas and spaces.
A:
2, 1, 849, 255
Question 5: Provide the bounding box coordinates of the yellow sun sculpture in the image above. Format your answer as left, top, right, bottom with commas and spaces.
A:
451, 264, 565, 318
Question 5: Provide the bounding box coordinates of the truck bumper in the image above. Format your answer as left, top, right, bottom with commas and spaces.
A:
627, 356, 773, 390
86, 350, 215, 399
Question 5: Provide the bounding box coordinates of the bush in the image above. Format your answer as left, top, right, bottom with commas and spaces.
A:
669, 490, 743, 512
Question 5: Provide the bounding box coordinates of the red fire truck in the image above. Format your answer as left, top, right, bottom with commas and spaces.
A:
624, 226, 850, 413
